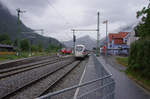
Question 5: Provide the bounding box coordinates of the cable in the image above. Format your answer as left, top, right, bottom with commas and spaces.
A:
46, 0, 74, 40
46, 0, 73, 28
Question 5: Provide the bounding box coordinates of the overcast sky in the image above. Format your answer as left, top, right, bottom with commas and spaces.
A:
1, 0, 149, 41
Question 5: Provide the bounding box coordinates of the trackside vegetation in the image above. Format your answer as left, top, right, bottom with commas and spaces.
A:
126, 3, 150, 90
116, 56, 128, 67
0, 34, 61, 61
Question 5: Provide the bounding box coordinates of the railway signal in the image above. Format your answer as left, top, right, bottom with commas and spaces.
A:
16, 8, 26, 56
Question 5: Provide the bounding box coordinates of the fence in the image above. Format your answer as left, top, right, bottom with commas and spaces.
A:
36, 55, 115, 99
36, 75, 115, 99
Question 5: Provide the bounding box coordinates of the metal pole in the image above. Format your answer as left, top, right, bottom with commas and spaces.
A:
73, 30, 75, 55
16, 8, 21, 56
16, 8, 25, 56
105, 20, 108, 57
29, 39, 31, 56
97, 12, 100, 56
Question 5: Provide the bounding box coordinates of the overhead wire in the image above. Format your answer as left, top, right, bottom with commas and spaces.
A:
46, 0, 74, 41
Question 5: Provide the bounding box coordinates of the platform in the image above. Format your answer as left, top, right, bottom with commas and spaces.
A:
73, 54, 114, 99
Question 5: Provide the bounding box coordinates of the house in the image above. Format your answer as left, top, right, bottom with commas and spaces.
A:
0, 44, 16, 55
127, 31, 139, 46
108, 32, 129, 55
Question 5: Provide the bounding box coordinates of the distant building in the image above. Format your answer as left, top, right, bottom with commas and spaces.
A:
127, 31, 139, 46
0, 44, 16, 55
107, 32, 129, 55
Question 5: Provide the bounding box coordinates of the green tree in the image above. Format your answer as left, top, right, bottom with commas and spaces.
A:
13, 39, 18, 47
45, 44, 60, 53
0, 34, 12, 45
128, 3, 150, 79
135, 4, 150, 39
20, 39, 30, 51
37, 42, 43, 52
31, 45, 38, 52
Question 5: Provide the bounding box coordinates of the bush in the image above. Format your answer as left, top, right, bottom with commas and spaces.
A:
128, 39, 150, 78
45, 44, 60, 53
20, 39, 30, 51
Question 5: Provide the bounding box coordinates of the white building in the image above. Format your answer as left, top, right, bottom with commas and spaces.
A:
127, 31, 139, 46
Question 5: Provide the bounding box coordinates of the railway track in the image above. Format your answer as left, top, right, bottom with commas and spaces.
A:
38, 61, 81, 97
0, 58, 79, 99
0, 56, 72, 79
0, 54, 57, 69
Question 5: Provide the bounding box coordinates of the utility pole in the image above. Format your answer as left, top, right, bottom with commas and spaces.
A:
103, 20, 108, 56
97, 12, 100, 56
71, 12, 100, 56
72, 29, 76, 55
16, 8, 25, 55
105, 20, 108, 57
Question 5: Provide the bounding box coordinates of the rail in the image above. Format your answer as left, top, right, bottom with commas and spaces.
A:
36, 74, 115, 99
36, 55, 115, 99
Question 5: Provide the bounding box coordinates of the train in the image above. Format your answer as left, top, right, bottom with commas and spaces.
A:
75, 44, 89, 59
60, 48, 72, 54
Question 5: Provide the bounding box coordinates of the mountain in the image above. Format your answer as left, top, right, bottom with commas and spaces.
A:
117, 24, 134, 32
0, 2, 62, 48
64, 35, 97, 50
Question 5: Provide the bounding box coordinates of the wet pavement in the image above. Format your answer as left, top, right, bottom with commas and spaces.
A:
98, 55, 150, 99
74, 54, 114, 99
74, 54, 150, 99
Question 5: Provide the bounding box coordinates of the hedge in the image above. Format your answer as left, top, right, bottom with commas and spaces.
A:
128, 39, 150, 78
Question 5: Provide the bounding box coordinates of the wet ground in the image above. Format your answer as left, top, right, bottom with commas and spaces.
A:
99, 55, 150, 99
75, 54, 150, 99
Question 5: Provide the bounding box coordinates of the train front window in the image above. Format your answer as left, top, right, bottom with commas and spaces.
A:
76, 46, 83, 51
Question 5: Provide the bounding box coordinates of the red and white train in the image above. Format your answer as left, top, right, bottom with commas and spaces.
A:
75, 44, 89, 59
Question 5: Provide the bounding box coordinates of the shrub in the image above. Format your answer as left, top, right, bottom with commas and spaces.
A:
128, 39, 150, 78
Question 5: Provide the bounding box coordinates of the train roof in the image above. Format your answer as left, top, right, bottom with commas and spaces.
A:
75, 44, 85, 47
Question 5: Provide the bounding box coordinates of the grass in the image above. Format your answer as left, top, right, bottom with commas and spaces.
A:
0, 55, 20, 61
116, 56, 128, 67
115, 56, 150, 92
0, 52, 52, 62
126, 69, 150, 91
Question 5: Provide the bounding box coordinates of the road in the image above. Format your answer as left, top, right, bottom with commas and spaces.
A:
98, 55, 150, 99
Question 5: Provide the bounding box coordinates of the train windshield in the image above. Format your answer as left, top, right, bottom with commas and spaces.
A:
76, 46, 83, 51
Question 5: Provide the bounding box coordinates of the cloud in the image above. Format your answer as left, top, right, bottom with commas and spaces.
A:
1, 0, 149, 41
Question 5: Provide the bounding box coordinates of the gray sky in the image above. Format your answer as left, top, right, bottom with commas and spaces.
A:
1, 0, 149, 41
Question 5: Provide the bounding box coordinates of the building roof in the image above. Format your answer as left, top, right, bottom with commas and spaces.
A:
109, 32, 129, 44
0, 44, 14, 48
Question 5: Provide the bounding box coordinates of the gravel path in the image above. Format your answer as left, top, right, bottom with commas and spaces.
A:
0, 57, 74, 99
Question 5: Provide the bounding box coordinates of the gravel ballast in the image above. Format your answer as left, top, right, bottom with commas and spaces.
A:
0, 57, 75, 99
47, 58, 89, 99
